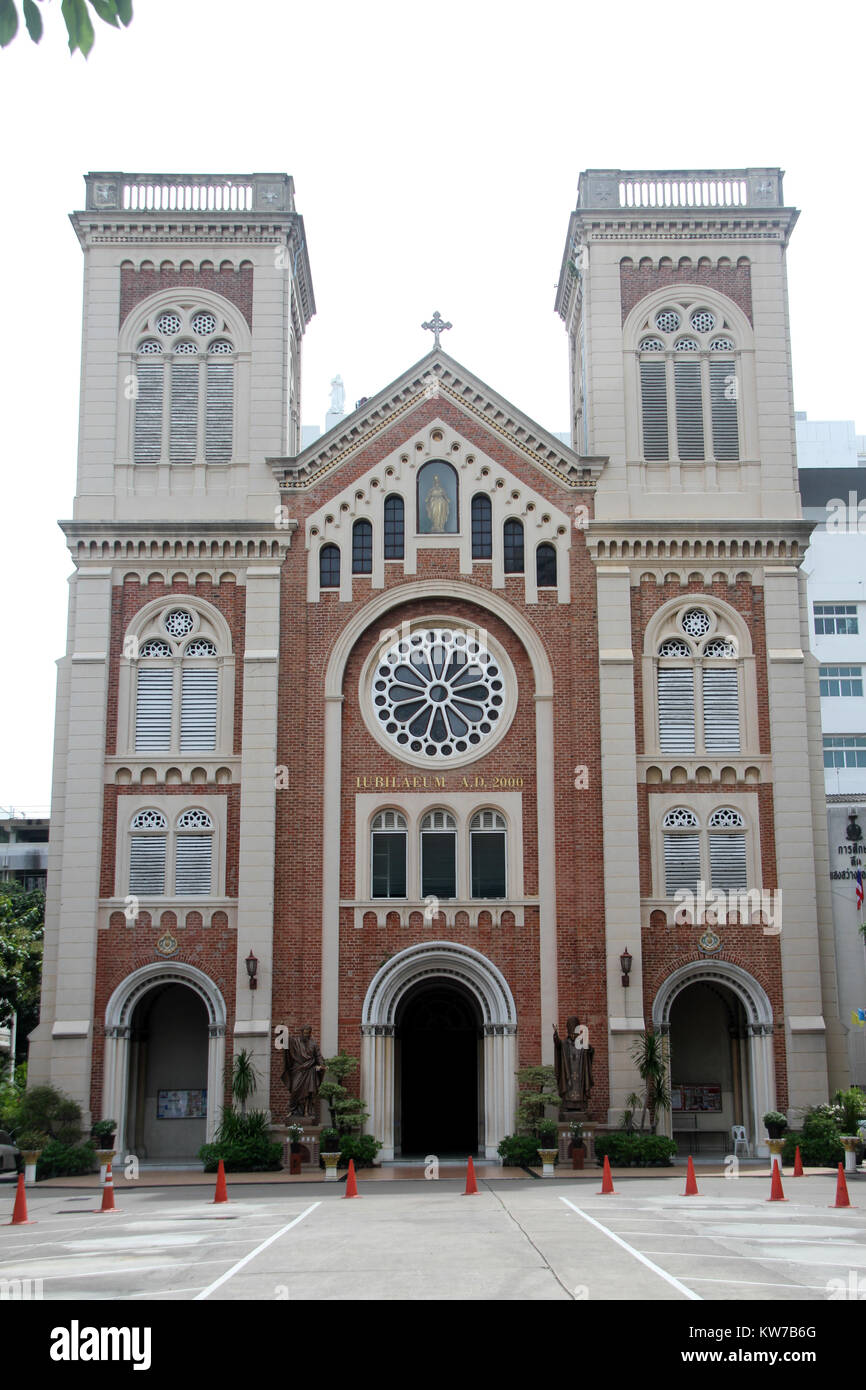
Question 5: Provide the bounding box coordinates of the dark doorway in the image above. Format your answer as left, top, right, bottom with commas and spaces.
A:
397, 981, 480, 1156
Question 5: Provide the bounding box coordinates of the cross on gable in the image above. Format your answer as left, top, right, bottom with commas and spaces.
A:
422, 311, 452, 349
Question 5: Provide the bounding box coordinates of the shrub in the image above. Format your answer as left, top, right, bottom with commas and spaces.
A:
337, 1133, 381, 1168
595, 1131, 677, 1166
833, 1087, 866, 1135
782, 1109, 844, 1168
497, 1134, 546, 1167
36, 1141, 97, 1180
16, 1085, 82, 1145
215, 1107, 271, 1144
198, 1137, 283, 1173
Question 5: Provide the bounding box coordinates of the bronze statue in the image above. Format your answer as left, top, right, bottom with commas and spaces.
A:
281, 1025, 325, 1119
553, 1016, 594, 1109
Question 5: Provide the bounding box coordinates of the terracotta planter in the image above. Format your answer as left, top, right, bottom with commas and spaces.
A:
571, 1145, 585, 1171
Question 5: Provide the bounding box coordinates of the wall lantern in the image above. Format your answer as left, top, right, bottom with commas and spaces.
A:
620, 948, 633, 988
245, 950, 259, 990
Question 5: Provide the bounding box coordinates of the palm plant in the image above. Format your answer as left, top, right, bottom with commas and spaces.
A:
231, 1049, 260, 1117
629, 1031, 671, 1134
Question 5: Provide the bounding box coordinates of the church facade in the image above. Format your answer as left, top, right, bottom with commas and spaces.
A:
31, 168, 848, 1162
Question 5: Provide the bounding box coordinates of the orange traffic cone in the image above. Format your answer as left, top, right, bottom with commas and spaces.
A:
767, 1157, 787, 1202
343, 1158, 360, 1198
464, 1155, 479, 1196
793, 1146, 804, 1177
211, 1158, 228, 1205
7, 1174, 33, 1225
830, 1163, 855, 1209
598, 1155, 616, 1195
682, 1155, 699, 1196
95, 1161, 119, 1213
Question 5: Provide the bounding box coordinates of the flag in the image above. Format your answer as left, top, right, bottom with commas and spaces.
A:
857, 867, 864, 914
852, 1009, 866, 1028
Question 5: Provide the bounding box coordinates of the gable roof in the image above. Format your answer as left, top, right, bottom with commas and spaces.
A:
268, 348, 606, 491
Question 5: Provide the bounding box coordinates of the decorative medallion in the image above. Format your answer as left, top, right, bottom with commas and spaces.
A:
156, 931, 179, 958
698, 928, 722, 955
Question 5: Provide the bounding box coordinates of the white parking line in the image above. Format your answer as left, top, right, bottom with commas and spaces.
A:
194, 1202, 321, 1301
559, 1197, 702, 1301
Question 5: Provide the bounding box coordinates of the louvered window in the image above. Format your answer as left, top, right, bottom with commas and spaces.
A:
129, 811, 168, 895
657, 667, 695, 753
420, 811, 457, 899
708, 808, 747, 891
371, 811, 407, 898
132, 308, 235, 465
384, 496, 404, 560
663, 807, 701, 895
702, 667, 740, 751
169, 354, 199, 463
134, 346, 164, 463
135, 668, 173, 751
709, 358, 739, 460
205, 355, 233, 462
674, 359, 705, 460
471, 495, 492, 559
174, 813, 213, 895
470, 810, 506, 898
180, 669, 218, 751
640, 358, 669, 460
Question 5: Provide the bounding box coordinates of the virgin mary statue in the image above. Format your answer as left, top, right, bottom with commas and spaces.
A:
425, 474, 450, 532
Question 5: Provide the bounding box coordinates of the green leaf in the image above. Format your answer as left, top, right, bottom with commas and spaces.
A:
0, 0, 19, 47
61, 0, 95, 54
22, 0, 42, 41
88, 0, 119, 25
114, 0, 132, 23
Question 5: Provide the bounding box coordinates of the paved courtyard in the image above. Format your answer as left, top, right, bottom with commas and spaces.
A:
2, 1171, 864, 1301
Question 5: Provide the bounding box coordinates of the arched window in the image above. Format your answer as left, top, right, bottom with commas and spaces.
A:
320, 544, 340, 589
656, 607, 740, 754
383, 496, 404, 560
352, 519, 373, 575
637, 302, 740, 462
420, 810, 457, 898
503, 519, 524, 574
133, 308, 235, 464
174, 808, 213, 896
129, 809, 168, 895
471, 495, 492, 559
134, 609, 221, 754
536, 543, 557, 588
662, 805, 749, 897
470, 810, 506, 898
127, 806, 215, 898
371, 810, 407, 898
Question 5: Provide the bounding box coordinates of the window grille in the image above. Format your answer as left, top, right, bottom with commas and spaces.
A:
352, 519, 373, 575
503, 519, 524, 574
471, 495, 493, 559
384, 496, 405, 559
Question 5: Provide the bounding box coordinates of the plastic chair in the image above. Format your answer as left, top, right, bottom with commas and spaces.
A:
731, 1125, 750, 1158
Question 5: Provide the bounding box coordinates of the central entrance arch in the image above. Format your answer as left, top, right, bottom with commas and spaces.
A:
361, 941, 517, 1159
397, 979, 481, 1156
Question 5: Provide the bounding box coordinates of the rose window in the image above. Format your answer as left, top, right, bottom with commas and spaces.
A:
681, 608, 711, 638
164, 609, 195, 637
372, 627, 505, 759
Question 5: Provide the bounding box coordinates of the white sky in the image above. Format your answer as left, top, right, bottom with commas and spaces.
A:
1, 0, 864, 812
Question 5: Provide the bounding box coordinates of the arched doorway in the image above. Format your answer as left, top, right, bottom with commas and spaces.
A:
361, 941, 517, 1159
396, 980, 481, 1156
653, 960, 775, 1157
102, 962, 227, 1159
126, 984, 209, 1162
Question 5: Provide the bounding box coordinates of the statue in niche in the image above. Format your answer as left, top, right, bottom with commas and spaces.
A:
329, 375, 345, 414
553, 1016, 594, 1110
281, 1025, 325, 1119
425, 473, 450, 532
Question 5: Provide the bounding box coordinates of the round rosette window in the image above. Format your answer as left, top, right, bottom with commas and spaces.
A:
367, 626, 514, 764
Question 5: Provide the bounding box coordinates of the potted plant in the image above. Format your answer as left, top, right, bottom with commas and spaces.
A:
319, 1127, 340, 1154
286, 1123, 304, 1154
90, 1118, 117, 1148
16, 1130, 48, 1183
763, 1110, 788, 1140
